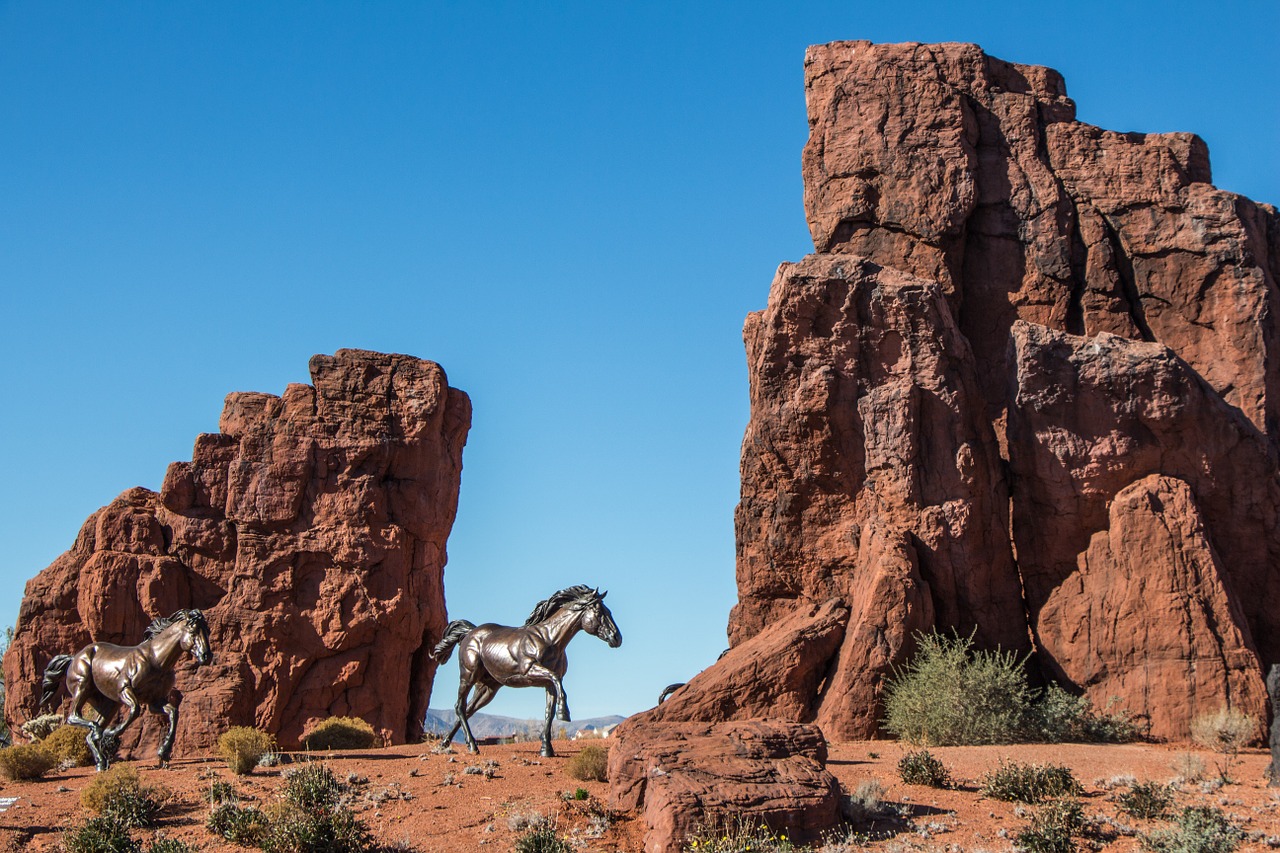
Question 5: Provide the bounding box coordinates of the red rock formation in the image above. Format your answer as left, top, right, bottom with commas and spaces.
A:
662, 41, 1278, 740
3, 350, 470, 754
609, 720, 841, 853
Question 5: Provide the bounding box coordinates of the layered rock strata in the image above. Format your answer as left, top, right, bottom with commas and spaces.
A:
3, 350, 470, 754
672, 41, 1279, 740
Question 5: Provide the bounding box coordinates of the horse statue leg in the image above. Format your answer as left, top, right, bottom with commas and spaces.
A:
97, 686, 142, 769
540, 687, 557, 757
452, 666, 484, 754
520, 663, 569, 757
150, 692, 180, 767
65, 686, 109, 772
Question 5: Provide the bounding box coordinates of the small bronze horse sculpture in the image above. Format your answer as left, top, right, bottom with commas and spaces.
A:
40, 609, 213, 770
431, 585, 621, 757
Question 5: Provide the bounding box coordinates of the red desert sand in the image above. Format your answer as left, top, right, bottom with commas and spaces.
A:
1, 738, 1278, 851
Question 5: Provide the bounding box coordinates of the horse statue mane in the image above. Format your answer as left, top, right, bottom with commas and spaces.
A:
523, 585, 598, 626
143, 609, 207, 640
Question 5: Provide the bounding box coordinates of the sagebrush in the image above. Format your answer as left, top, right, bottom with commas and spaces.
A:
1142, 806, 1243, 853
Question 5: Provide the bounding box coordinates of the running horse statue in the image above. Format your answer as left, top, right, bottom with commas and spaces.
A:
431, 585, 621, 757
39, 609, 213, 770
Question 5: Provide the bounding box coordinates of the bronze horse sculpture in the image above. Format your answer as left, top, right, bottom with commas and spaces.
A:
431, 585, 621, 757
40, 609, 213, 770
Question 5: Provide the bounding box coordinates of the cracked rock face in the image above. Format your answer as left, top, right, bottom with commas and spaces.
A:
3, 350, 470, 754
663, 41, 1278, 740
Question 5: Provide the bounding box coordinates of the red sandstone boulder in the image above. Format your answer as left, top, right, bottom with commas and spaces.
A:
3, 350, 470, 754
608, 720, 841, 853
1037, 475, 1267, 739
642, 599, 849, 725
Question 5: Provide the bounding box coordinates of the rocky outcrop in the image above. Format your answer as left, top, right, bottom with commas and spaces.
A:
609, 720, 842, 853
665, 41, 1278, 740
3, 350, 470, 754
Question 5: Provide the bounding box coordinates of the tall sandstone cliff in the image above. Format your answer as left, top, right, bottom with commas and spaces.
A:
656, 41, 1279, 740
3, 349, 470, 754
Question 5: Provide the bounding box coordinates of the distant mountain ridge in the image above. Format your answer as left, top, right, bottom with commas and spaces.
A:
423, 709, 625, 742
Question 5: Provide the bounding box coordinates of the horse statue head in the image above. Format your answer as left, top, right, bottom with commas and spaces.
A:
573, 587, 622, 648
145, 609, 213, 666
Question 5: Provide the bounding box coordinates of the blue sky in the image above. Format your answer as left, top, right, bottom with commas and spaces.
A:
2, 2, 1276, 724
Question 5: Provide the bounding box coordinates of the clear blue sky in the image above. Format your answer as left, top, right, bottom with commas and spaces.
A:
2, 2, 1277, 723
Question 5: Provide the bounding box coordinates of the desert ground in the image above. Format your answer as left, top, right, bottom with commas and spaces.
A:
1, 737, 1278, 852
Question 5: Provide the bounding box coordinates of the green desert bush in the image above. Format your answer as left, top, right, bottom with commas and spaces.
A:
1190, 707, 1258, 782
39, 724, 94, 767
1142, 806, 1243, 853
300, 716, 378, 751
282, 762, 343, 811
1033, 685, 1142, 743
207, 802, 270, 845
1016, 798, 1084, 853
259, 802, 377, 853
145, 839, 196, 853
206, 778, 238, 806
1117, 781, 1175, 820
62, 815, 141, 853
217, 726, 277, 775
883, 629, 1036, 745
980, 761, 1082, 803
0, 742, 58, 780
897, 748, 952, 788
565, 744, 609, 782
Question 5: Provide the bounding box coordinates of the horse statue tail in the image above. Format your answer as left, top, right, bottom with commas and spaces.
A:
39, 654, 74, 709
431, 620, 476, 664
658, 683, 685, 704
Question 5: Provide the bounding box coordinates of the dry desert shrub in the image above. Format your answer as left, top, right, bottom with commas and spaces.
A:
20, 713, 63, 742
39, 724, 94, 767
1190, 707, 1258, 783
0, 742, 58, 780
217, 725, 277, 775
300, 715, 378, 751
565, 744, 609, 782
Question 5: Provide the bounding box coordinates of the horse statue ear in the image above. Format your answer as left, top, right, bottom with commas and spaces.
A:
599, 590, 607, 600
